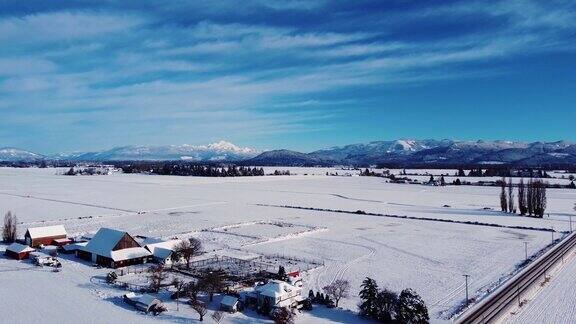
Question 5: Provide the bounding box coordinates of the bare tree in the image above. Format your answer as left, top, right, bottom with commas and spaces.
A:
148, 264, 167, 293
527, 178, 534, 216
508, 177, 515, 213
323, 279, 350, 307
211, 311, 225, 323
185, 281, 200, 302
2, 211, 17, 243
518, 178, 527, 215
174, 238, 203, 269
191, 301, 208, 321
199, 269, 226, 302
533, 180, 547, 218
500, 177, 508, 212
172, 278, 186, 311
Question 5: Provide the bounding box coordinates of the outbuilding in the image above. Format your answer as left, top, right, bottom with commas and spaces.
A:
143, 238, 183, 265
5, 243, 35, 260
77, 228, 152, 268
25, 225, 67, 247
220, 295, 240, 313
123, 293, 164, 313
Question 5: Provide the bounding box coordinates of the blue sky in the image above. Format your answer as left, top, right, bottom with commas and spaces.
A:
0, 0, 575, 153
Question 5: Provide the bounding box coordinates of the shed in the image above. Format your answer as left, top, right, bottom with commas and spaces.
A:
144, 238, 182, 265
123, 293, 164, 313
77, 228, 152, 268
220, 295, 239, 313
25, 225, 67, 247
5, 243, 35, 260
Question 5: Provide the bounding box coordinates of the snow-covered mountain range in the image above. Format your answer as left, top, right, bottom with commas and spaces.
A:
56, 141, 261, 161
247, 140, 576, 167
0, 147, 44, 162
2, 140, 576, 167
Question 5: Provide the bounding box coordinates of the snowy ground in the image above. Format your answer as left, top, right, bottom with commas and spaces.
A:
1, 167, 575, 323
505, 248, 576, 324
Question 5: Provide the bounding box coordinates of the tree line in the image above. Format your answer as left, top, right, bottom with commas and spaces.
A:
120, 163, 266, 177
500, 177, 547, 217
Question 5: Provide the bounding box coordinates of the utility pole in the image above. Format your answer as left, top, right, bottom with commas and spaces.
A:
463, 274, 470, 306
570, 215, 573, 232
552, 226, 555, 243
523, 242, 528, 262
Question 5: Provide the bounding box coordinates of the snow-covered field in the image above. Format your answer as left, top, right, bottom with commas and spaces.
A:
1, 167, 575, 323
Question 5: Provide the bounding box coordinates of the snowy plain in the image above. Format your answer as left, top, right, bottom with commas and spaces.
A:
1, 167, 575, 323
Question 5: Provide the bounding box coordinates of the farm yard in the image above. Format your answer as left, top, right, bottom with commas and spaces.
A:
1, 167, 575, 323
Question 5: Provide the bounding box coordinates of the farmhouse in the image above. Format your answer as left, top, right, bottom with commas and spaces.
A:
24, 225, 67, 247
77, 228, 152, 268
5, 243, 35, 260
143, 238, 182, 265
242, 280, 304, 311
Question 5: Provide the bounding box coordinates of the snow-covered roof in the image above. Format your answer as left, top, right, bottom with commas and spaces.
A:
144, 239, 182, 259
220, 295, 239, 307
63, 241, 88, 251
26, 225, 67, 239
110, 247, 151, 262
136, 294, 160, 307
6, 242, 35, 254
151, 247, 173, 260
81, 228, 150, 261
124, 293, 161, 307
256, 280, 299, 298
53, 238, 71, 243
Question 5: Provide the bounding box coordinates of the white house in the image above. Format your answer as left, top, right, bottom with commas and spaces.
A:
241, 280, 304, 311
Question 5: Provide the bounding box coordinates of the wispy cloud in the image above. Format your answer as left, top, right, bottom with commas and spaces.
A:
0, 0, 574, 152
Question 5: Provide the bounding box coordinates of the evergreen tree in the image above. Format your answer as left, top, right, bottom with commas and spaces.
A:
277, 265, 288, 281
376, 288, 399, 323
397, 288, 429, 324
358, 277, 379, 318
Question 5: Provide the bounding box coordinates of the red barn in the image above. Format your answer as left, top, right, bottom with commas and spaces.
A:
25, 225, 67, 247
5, 243, 35, 260
77, 228, 152, 268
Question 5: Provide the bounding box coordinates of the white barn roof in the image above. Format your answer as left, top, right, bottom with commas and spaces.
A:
26, 225, 67, 239
81, 228, 151, 261
6, 242, 35, 254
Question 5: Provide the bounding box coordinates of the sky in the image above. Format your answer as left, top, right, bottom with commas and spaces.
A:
0, 0, 575, 154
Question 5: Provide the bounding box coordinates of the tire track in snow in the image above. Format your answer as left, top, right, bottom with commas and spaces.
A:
360, 236, 443, 266
0, 192, 136, 213
308, 237, 376, 290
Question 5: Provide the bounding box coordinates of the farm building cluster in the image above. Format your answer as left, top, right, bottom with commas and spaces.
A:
3, 223, 320, 320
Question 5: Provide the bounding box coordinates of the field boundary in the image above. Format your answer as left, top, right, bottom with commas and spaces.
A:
255, 204, 561, 233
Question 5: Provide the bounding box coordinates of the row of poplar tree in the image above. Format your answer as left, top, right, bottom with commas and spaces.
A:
500, 177, 547, 217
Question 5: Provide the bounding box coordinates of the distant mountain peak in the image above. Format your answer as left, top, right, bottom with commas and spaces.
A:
49, 141, 260, 162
